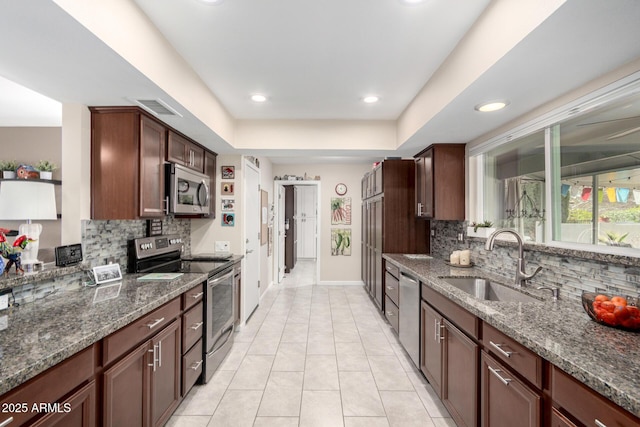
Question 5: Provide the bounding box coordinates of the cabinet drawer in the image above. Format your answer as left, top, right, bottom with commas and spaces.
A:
385, 262, 399, 279
182, 283, 204, 311
0, 345, 96, 426
482, 323, 543, 389
552, 366, 640, 427
384, 271, 399, 306
182, 301, 204, 352
385, 296, 399, 334
182, 339, 203, 396
422, 284, 479, 339
103, 298, 180, 366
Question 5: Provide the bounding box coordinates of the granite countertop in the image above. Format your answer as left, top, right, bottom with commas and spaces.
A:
383, 254, 640, 418
0, 270, 208, 396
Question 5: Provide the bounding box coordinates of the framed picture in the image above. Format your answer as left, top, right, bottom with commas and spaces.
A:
221, 198, 235, 211
331, 197, 352, 225
221, 165, 235, 179
93, 263, 123, 284
222, 213, 235, 227
331, 229, 352, 256
222, 182, 235, 195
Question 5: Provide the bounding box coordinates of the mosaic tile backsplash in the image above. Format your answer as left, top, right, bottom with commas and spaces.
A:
431, 220, 640, 302
7, 218, 191, 306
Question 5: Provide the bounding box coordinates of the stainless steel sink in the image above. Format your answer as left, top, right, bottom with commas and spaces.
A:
439, 277, 541, 303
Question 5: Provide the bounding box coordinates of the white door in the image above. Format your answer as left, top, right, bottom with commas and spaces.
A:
243, 160, 260, 321
297, 186, 317, 258
277, 184, 286, 282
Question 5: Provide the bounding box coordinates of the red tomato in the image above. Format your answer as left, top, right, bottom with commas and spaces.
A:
595, 294, 610, 302
626, 306, 639, 318
600, 301, 616, 313
592, 301, 602, 311
611, 296, 628, 306
621, 318, 637, 329
614, 305, 630, 321
600, 312, 617, 326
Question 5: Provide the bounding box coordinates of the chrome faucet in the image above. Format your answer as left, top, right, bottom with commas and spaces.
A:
484, 228, 542, 287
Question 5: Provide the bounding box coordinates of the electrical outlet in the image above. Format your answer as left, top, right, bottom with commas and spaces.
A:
215, 241, 230, 252
430, 229, 436, 237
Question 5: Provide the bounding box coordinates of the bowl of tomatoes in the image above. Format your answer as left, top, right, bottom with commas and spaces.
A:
582, 292, 640, 331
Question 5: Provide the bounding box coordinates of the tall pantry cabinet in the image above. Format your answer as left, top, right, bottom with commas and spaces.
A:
361, 159, 429, 309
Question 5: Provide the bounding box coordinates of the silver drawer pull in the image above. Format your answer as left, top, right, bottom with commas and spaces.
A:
595, 420, 607, 427
0, 417, 14, 427
489, 341, 514, 358
488, 366, 512, 386
190, 360, 203, 371
386, 311, 394, 317
190, 321, 204, 331
386, 286, 395, 291
191, 292, 204, 299
146, 317, 165, 329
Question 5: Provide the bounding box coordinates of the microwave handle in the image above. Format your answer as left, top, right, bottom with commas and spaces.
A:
198, 179, 210, 208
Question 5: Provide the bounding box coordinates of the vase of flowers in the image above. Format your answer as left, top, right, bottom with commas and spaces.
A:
35, 160, 57, 180
467, 221, 495, 238
0, 160, 18, 179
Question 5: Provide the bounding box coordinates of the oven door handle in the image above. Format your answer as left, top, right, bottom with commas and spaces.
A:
208, 270, 234, 286
198, 179, 210, 209
206, 323, 234, 359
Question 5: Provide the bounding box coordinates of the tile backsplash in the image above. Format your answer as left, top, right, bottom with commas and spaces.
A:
431, 220, 640, 301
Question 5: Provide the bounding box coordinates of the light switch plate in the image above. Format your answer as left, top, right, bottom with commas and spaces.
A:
215, 241, 230, 252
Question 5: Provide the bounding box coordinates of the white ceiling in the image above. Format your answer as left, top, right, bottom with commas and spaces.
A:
1, 0, 640, 163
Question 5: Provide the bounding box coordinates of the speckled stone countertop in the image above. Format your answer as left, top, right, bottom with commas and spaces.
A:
0, 271, 208, 396
384, 254, 640, 418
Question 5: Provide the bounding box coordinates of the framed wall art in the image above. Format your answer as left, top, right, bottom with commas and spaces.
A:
222, 213, 235, 227
221, 198, 235, 211
221, 165, 235, 179
221, 182, 235, 195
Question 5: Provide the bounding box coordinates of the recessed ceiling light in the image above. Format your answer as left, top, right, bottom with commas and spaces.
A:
363, 96, 380, 104
200, 0, 225, 4
251, 94, 268, 103
400, 0, 426, 4
475, 100, 509, 112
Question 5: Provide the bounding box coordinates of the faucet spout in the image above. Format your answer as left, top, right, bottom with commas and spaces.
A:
484, 228, 541, 287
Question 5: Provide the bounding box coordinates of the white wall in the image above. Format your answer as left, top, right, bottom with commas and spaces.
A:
273, 162, 372, 283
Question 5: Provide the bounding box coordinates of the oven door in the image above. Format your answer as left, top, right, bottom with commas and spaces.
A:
167, 163, 210, 215
202, 267, 234, 383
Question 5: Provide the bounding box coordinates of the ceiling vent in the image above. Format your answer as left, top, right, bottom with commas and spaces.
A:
133, 98, 182, 117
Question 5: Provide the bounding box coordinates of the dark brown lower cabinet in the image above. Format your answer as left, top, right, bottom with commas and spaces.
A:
103, 319, 181, 427
420, 301, 442, 397
30, 381, 96, 427
480, 351, 541, 427
443, 319, 478, 427
550, 407, 578, 427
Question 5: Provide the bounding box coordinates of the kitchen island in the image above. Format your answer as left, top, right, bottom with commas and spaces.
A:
384, 253, 640, 422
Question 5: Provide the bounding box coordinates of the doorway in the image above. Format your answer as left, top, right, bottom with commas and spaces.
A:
273, 180, 321, 285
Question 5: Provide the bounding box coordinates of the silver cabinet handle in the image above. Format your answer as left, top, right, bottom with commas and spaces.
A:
489, 341, 514, 358
418, 202, 423, 216
146, 317, 165, 329
191, 292, 204, 299
190, 321, 204, 331
595, 420, 607, 427
158, 340, 162, 368
488, 366, 512, 386
190, 360, 203, 371
0, 417, 14, 427
386, 286, 394, 291
439, 322, 445, 342
435, 319, 440, 342
148, 345, 158, 371
386, 311, 394, 317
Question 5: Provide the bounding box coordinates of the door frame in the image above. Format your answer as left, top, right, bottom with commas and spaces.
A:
273, 180, 321, 284
243, 158, 261, 323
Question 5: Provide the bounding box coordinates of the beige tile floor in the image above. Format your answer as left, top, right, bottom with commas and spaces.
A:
167, 259, 457, 427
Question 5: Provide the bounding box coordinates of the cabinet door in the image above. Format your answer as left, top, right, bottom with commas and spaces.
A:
481, 351, 541, 427
443, 319, 478, 427
204, 151, 217, 218
550, 408, 578, 427
139, 116, 166, 218
150, 320, 181, 427
103, 341, 150, 427
420, 301, 443, 397
167, 131, 204, 172
31, 381, 96, 427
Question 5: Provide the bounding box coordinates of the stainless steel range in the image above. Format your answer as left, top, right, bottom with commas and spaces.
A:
128, 234, 235, 383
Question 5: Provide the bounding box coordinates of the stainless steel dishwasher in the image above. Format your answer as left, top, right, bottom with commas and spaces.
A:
399, 271, 419, 367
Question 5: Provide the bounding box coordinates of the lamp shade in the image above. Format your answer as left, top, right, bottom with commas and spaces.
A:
0, 181, 57, 220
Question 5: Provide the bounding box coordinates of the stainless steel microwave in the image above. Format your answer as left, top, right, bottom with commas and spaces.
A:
166, 163, 211, 215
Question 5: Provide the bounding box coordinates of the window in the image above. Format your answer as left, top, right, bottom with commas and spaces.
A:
474, 77, 640, 254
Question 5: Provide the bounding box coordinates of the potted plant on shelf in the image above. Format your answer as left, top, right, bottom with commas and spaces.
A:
35, 160, 57, 180
467, 221, 496, 238
0, 160, 18, 179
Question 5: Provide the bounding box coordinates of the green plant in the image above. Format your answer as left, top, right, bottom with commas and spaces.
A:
0, 160, 18, 171
35, 160, 57, 172
471, 220, 494, 232
598, 231, 629, 244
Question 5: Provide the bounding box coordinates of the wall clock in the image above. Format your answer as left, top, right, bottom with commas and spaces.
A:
335, 183, 347, 196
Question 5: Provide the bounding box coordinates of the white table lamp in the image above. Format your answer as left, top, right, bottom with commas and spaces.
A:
0, 180, 57, 266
